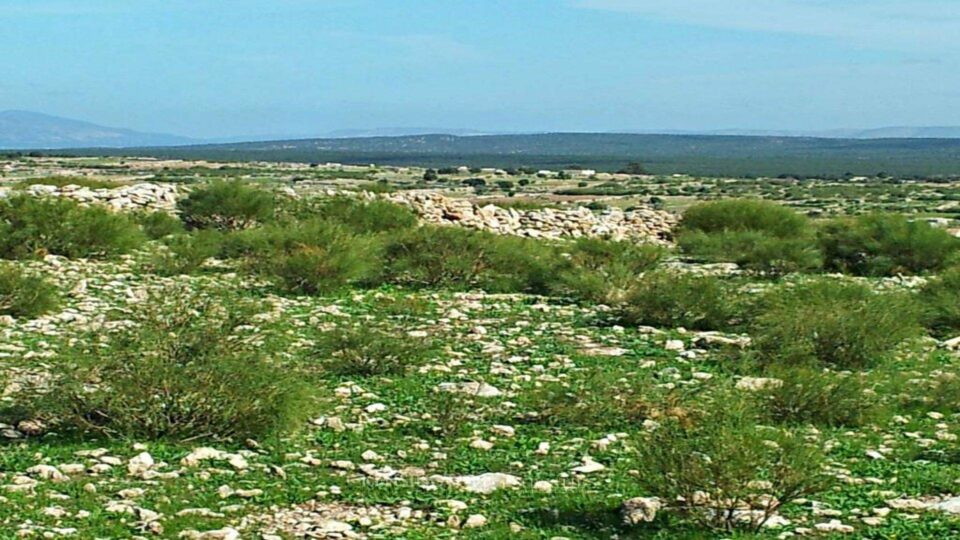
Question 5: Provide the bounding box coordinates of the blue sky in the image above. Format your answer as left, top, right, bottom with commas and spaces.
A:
1, 0, 958, 138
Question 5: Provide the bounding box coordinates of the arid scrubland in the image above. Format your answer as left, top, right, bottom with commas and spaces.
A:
2, 157, 960, 538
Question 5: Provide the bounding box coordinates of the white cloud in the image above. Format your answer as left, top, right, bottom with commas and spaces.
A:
571, 0, 960, 50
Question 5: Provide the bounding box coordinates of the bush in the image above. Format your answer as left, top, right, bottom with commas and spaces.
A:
0, 264, 59, 318
178, 181, 275, 230
292, 196, 418, 234
133, 211, 184, 239
918, 266, 960, 337
382, 226, 557, 293
143, 230, 223, 276
818, 213, 959, 276
635, 393, 829, 531
618, 271, 743, 331
523, 372, 688, 431
752, 279, 922, 369
679, 230, 820, 275
680, 199, 809, 238
22, 287, 310, 440
554, 238, 664, 303
759, 367, 880, 427
899, 370, 960, 416
311, 326, 433, 377
678, 200, 819, 275
235, 219, 381, 294
0, 195, 145, 259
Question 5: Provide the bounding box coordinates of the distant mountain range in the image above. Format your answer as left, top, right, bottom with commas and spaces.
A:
5, 110, 960, 154
0, 110, 195, 149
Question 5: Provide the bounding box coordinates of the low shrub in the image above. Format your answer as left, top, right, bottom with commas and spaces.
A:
818, 213, 959, 276
918, 266, 960, 337
381, 226, 557, 293
523, 372, 689, 431
758, 367, 880, 427
0, 264, 59, 318
752, 279, 922, 369
178, 181, 275, 230
553, 238, 664, 303
311, 326, 433, 377
236, 219, 381, 294
678, 230, 821, 275
900, 370, 960, 416
143, 230, 223, 276
0, 195, 145, 259
617, 271, 744, 331
287, 196, 418, 233
23, 286, 310, 440
678, 200, 819, 275
680, 199, 809, 237
635, 393, 829, 531
133, 210, 185, 239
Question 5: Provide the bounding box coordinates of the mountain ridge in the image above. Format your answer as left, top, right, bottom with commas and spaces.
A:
0, 110, 195, 149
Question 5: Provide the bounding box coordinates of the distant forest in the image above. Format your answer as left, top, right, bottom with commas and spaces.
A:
43, 133, 960, 177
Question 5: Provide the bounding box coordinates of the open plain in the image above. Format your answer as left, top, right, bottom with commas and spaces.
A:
1, 157, 960, 538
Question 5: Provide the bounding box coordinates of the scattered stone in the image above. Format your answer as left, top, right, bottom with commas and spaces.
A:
621, 497, 662, 524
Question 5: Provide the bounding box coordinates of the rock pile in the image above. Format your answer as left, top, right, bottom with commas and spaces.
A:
0, 182, 677, 243
388, 192, 676, 244
0, 182, 178, 212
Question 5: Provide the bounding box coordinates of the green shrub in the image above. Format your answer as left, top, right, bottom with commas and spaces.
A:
382, 226, 557, 293
311, 326, 433, 377
918, 266, 960, 337
752, 279, 922, 369
679, 230, 821, 275
681, 199, 809, 237
178, 181, 275, 230
618, 271, 743, 331
554, 238, 664, 303
282, 196, 417, 234
23, 287, 310, 440
898, 370, 960, 416
678, 200, 819, 275
523, 372, 688, 431
0, 264, 59, 318
133, 211, 185, 239
236, 219, 381, 294
0, 195, 145, 259
635, 393, 829, 531
143, 230, 223, 276
759, 367, 880, 427
818, 213, 959, 276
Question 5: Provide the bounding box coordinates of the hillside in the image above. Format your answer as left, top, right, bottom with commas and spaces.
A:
0, 110, 194, 149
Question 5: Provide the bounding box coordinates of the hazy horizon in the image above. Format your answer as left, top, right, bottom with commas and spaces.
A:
3, 0, 959, 139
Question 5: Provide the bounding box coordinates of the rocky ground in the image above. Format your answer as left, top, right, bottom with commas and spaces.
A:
2, 251, 960, 539
3, 157, 960, 539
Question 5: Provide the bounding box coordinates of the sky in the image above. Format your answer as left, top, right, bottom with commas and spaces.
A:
1, 0, 958, 139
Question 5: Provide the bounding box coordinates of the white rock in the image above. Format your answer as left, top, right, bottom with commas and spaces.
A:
621, 497, 662, 524
464, 514, 487, 528
736, 377, 783, 392
533, 480, 553, 493
436, 472, 521, 494
572, 456, 605, 474
471, 439, 494, 451
664, 340, 685, 351
127, 452, 155, 476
